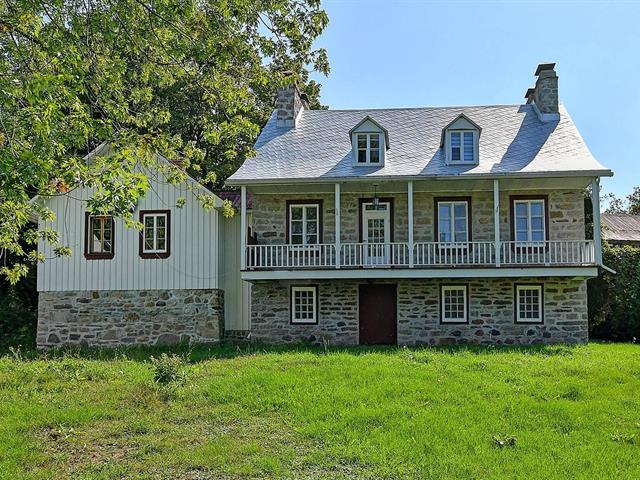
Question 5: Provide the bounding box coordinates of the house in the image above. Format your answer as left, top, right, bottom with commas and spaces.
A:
34, 143, 249, 347
601, 213, 640, 247
225, 62, 612, 345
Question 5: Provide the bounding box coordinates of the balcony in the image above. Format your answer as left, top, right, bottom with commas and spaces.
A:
245, 240, 596, 270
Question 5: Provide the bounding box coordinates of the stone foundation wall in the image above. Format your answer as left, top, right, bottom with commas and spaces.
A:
37, 289, 224, 348
251, 277, 588, 346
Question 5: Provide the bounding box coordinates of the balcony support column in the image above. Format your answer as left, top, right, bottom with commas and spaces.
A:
493, 179, 501, 267
408, 181, 414, 268
335, 183, 341, 269
591, 177, 602, 265
240, 185, 247, 270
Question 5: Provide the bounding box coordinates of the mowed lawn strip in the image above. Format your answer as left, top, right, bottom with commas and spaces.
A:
0, 343, 638, 479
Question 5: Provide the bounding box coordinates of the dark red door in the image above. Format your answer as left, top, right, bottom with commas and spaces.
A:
359, 284, 397, 345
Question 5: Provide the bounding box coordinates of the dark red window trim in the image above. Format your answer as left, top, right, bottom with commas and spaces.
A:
513, 283, 545, 324
433, 196, 473, 243
84, 212, 115, 260
358, 197, 395, 242
509, 195, 550, 242
289, 285, 319, 325
285, 200, 323, 244
139, 209, 171, 259
439, 283, 470, 325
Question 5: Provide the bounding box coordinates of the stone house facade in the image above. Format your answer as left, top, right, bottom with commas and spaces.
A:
227, 62, 612, 346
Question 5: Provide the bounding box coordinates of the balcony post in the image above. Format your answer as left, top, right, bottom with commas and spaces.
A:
335, 183, 341, 269
591, 177, 602, 265
408, 180, 414, 268
493, 179, 501, 267
240, 185, 247, 270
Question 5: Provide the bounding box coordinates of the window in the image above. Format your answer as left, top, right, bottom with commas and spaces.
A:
450, 131, 475, 163
436, 199, 470, 243
441, 285, 468, 323
85, 214, 114, 259
288, 201, 321, 245
291, 286, 318, 324
515, 284, 543, 323
140, 210, 170, 258
512, 198, 546, 243
356, 133, 381, 164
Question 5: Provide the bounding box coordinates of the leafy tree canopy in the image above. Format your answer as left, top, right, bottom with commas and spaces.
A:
604, 187, 640, 215
0, 0, 329, 283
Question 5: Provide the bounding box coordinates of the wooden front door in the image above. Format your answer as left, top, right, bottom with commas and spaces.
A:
359, 284, 397, 345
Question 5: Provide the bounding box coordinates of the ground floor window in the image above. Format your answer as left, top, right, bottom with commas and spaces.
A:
440, 284, 468, 323
290, 286, 318, 324
515, 284, 544, 323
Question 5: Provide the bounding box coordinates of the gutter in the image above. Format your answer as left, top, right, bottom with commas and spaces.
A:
601, 264, 617, 274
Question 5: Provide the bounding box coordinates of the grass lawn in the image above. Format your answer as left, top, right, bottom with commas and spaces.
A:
1, 342, 639, 479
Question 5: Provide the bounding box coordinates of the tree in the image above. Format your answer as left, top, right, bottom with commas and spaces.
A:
0, 0, 329, 283
604, 187, 640, 214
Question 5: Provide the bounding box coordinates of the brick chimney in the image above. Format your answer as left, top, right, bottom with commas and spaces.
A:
276, 85, 309, 127
525, 63, 559, 120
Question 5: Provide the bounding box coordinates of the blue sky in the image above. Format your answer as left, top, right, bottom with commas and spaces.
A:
310, 0, 640, 200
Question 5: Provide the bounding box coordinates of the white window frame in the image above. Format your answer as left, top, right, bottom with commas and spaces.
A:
441, 285, 468, 323
142, 212, 169, 253
448, 130, 476, 164
437, 201, 469, 244
515, 284, 544, 323
288, 203, 320, 245
291, 286, 318, 324
513, 199, 546, 243
354, 133, 382, 165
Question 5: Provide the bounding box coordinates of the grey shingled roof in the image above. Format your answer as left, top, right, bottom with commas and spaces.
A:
226, 104, 612, 184
602, 214, 640, 243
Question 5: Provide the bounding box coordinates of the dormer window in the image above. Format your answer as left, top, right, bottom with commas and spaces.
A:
450, 131, 475, 163
441, 114, 481, 166
357, 133, 381, 164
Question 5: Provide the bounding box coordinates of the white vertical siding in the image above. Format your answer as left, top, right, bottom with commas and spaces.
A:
38, 170, 221, 292
220, 214, 251, 331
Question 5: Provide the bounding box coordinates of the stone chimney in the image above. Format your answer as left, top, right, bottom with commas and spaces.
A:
525, 62, 559, 120
276, 85, 309, 127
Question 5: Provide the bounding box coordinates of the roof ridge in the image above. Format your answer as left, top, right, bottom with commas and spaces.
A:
303, 104, 526, 113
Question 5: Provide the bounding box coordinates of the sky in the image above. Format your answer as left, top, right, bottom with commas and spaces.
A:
309, 0, 640, 201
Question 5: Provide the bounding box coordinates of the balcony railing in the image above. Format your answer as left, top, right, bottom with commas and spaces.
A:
245, 240, 595, 270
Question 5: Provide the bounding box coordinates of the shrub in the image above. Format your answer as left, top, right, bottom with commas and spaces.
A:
588, 243, 640, 341
150, 353, 186, 386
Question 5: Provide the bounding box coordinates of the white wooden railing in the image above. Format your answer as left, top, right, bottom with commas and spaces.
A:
500, 240, 595, 266
341, 243, 410, 267
245, 240, 595, 269
414, 242, 496, 266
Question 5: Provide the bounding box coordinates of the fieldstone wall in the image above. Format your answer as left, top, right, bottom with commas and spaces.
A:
251, 189, 585, 245
251, 281, 358, 345
37, 289, 224, 348
250, 278, 588, 346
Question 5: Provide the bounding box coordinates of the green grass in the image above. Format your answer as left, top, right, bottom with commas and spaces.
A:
1, 342, 639, 479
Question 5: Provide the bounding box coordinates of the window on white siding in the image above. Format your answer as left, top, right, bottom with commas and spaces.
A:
289, 203, 320, 245
86, 215, 114, 259
441, 285, 468, 323
142, 212, 168, 253
450, 131, 475, 163
514, 199, 545, 242
437, 201, 469, 243
515, 284, 543, 323
356, 133, 381, 164
291, 286, 318, 324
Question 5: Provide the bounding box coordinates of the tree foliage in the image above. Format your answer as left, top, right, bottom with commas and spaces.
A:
603, 186, 640, 215
0, 0, 329, 282
588, 242, 640, 341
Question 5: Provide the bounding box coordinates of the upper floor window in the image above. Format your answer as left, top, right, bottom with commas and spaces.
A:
450, 131, 475, 163
512, 198, 546, 243
288, 201, 321, 245
85, 214, 114, 260
140, 210, 171, 258
436, 199, 470, 243
356, 133, 381, 164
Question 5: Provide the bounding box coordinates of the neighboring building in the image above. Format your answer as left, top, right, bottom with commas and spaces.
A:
602, 213, 640, 247
226, 63, 612, 345
34, 143, 249, 347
